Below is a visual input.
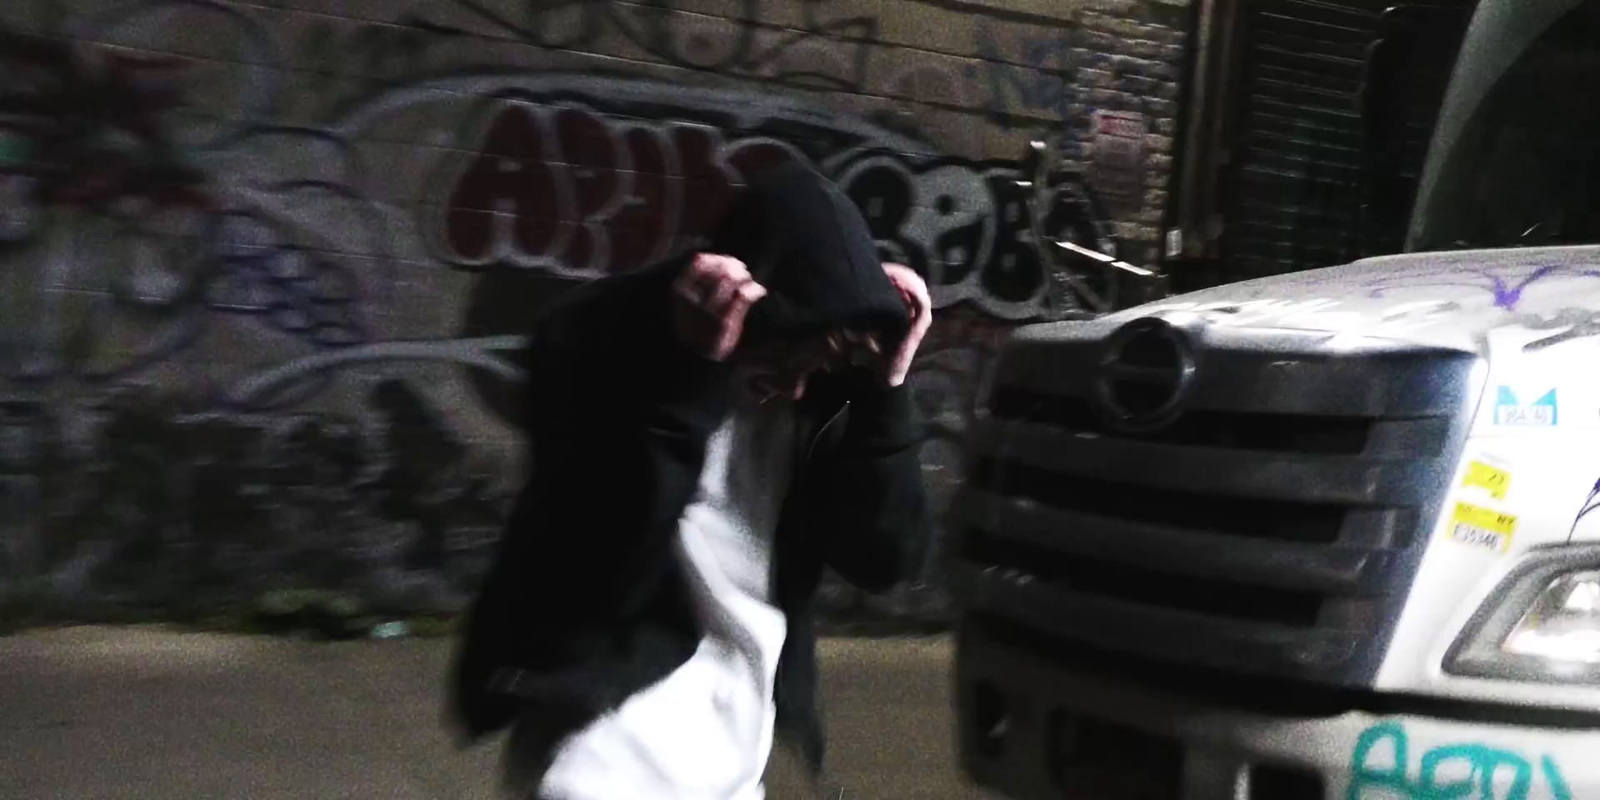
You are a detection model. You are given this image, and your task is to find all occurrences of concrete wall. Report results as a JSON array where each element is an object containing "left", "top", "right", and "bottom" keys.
[{"left": 0, "top": 0, "right": 1191, "bottom": 625}]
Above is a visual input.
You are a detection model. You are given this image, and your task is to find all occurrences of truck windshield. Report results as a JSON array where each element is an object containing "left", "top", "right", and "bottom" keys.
[{"left": 1408, "top": 0, "right": 1600, "bottom": 252}]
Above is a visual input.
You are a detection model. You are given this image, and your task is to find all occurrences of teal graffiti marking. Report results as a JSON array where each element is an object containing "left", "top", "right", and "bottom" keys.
[{"left": 1347, "top": 722, "right": 1573, "bottom": 800}]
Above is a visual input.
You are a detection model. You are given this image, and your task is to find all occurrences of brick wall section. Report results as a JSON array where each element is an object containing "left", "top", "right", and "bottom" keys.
[{"left": 0, "top": 0, "right": 1191, "bottom": 625}]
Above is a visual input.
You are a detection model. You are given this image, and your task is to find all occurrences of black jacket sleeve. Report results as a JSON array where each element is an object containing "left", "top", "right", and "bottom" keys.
[
  {"left": 449, "top": 261, "right": 732, "bottom": 739},
  {"left": 803, "top": 381, "right": 931, "bottom": 593},
  {"left": 503, "top": 262, "right": 734, "bottom": 625}
]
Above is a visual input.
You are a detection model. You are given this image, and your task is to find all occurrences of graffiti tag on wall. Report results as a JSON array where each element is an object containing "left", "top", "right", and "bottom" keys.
[{"left": 415, "top": 84, "right": 1114, "bottom": 321}]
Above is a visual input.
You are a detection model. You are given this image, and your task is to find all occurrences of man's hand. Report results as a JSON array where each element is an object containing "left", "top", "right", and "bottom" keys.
[
  {"left": 882, "top": 263, "right": 932, "bottom": 386},
  {"left": 672, "top": 253, "right": 767, "bottom": 361}
]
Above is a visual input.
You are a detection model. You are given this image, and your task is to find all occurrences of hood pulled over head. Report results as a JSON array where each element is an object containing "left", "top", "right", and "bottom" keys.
[{"left": 704, "top": 161, "right": 910, "bottom": 351}]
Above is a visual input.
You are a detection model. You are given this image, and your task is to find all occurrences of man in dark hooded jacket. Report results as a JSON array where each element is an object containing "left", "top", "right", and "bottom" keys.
[{"left": 448, "top": 161, "right": 933, "bottom": 799}]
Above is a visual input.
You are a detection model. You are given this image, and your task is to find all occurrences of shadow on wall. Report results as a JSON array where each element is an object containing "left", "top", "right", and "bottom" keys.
[
  {"left": 0, "top": 382, "right": 509, "bottom": 621},
  {"left": 0, "top": 309, "right": 1008, "bottom": 627}
]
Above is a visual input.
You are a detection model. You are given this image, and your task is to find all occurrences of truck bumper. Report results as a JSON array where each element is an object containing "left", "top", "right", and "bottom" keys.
[{"left": 956, "top": 629, "right": 1596, "bottom": 800}]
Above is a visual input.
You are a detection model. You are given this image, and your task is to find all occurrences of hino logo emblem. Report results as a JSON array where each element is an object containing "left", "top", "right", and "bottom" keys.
[{"left": 1094, "top": 318, "right": 1196, "bottom": 432}]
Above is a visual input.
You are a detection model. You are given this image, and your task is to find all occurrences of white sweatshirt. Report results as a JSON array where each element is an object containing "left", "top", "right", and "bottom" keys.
[{"left": 531, "top": 394, "right": 799, "bottom": 800}]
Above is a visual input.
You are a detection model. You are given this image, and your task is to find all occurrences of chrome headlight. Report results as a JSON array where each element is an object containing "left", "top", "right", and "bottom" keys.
[
  {"left": 1446, "top": 545, "right": 1600, "bottom": 682},
  {"left": 1502, "top": 571, "right": 1600, "bottom": 664}
]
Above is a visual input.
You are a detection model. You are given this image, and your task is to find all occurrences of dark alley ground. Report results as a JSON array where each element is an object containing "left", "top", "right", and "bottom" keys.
[{"left": 0, "top": 627, "right": 987, "bottom": 800}]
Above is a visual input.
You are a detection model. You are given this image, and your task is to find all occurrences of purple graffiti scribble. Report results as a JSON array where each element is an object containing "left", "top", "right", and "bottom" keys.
[
  {"left": 1567, "top": 478, "right": 1600, "bottom": 539},
  {"left": 1368, "top": 264, "right": 1600, "bottom": 310},
  {"left": 1, "top": 15, "right": 388, "bottom": 384},
  {"left": 1578, "top": 479, "right": 1600, "bottom": 523}
]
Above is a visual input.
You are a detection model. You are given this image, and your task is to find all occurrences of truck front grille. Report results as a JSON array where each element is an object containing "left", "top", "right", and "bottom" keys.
[
  {"left": 988, "top": 388, "right": 1381, "bottom": 454},
  {"left": 953, "top": 321, "right": 1477, "bottom": 686}
]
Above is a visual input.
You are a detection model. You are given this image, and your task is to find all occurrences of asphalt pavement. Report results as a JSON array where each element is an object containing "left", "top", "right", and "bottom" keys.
[{"left": 0, "top": 627, "right": 988, "bottom": 800}]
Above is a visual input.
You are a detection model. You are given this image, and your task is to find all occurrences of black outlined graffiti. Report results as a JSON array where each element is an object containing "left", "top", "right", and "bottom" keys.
[
  {"left": 411, "top": 85, "right": 1115, "bottom": 321},
  {"left": 972, "top": 21, "right": 1078, "bottom": 128},
  {"left": 458, "top": 0, "right": 876, "bottom": 91}
]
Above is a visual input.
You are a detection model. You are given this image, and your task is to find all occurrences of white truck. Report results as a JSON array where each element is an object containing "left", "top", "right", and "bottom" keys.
[{"left": 953, "top": 0, "right": 1600, "bottom": 797}]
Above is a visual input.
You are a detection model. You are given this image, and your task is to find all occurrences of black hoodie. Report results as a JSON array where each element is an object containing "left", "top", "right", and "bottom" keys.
[
  {"left": 449, "top": 161, "right": 930, "bottom": 784},
  {"left": 709, "top": 160, "right": 912, "bottom": 349}
]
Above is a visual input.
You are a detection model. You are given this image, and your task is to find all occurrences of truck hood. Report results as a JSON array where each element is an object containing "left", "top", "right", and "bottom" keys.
[{"left": 1098, "top": 246, "right": 1600, "bottom": 354}]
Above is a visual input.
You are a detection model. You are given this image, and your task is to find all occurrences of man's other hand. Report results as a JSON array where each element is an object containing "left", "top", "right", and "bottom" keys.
[
  {"left": 882, "top": 263, "right": 932, "bottom": 387},
  {"left": 672, "top": 253, "right": 767, "bottom": 362}
]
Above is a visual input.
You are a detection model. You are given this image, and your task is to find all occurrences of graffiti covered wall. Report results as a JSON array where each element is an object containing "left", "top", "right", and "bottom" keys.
[{"left": 0, "top": 0, "right": 1191, "bottom": 623}]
